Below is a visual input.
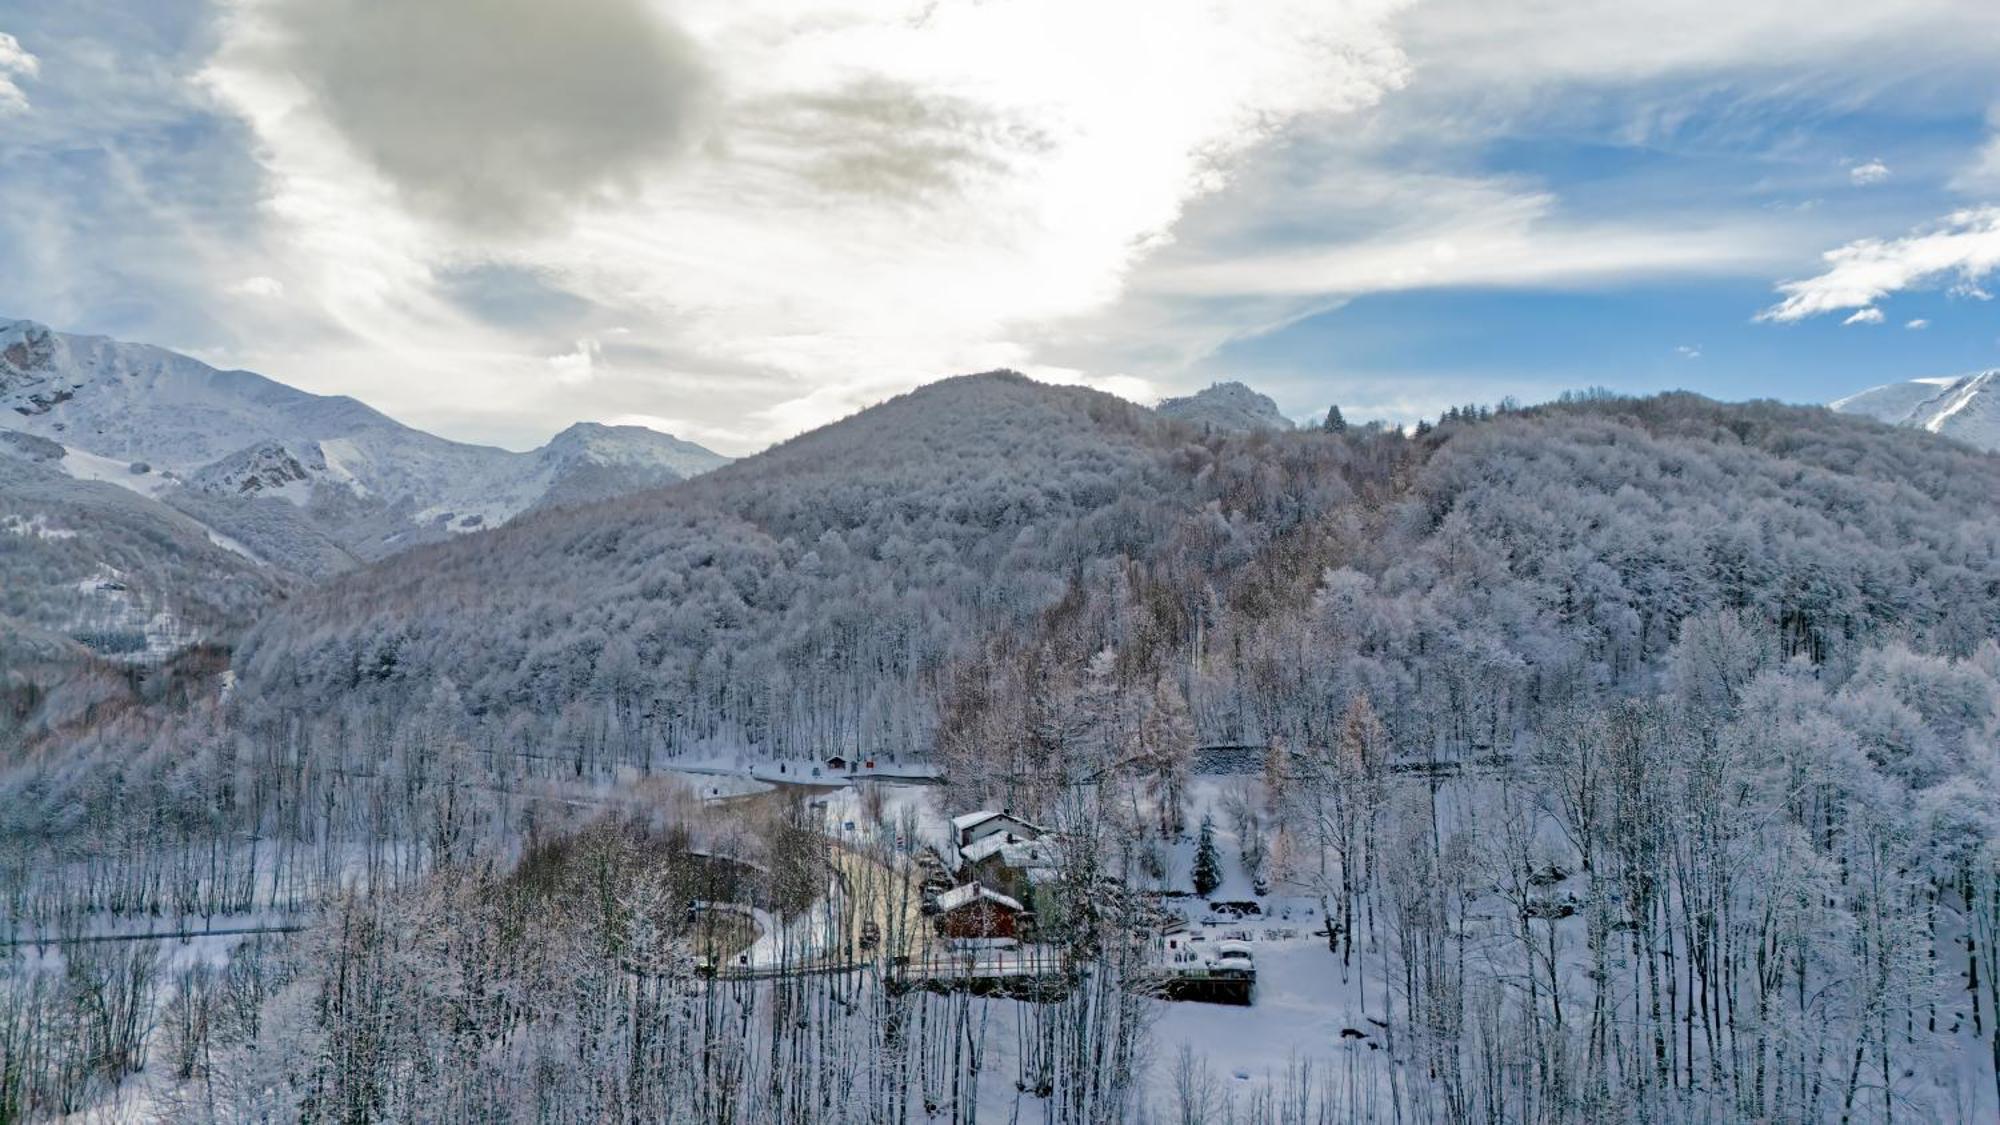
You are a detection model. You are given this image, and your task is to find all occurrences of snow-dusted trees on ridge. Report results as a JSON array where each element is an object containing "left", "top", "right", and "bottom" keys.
[
  {"left": 921, "top": 392, "right": 2000, "bottom": 1119},
  {"left": 222, "top": 382, "right": 2000, "bottom": 787},
  {"left": 9, "top": 383, "right": 2000, "bottom": 1119},
  {"left": 231, "top": 375, "right": 1193, "bottom": 762}
]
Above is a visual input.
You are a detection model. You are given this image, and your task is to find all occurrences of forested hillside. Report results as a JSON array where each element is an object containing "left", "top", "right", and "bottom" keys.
[
  {"left": 233, "top": 373, "right": 1192, "bottom": 758},
  {"left": 0, "top": 451, "right": 288, "bottom": 661},
  {"left": 237, "top": 383, "right": 2000, "bottom": 775},
  {"left": 943, "top": 392, "right": 2000, "bottom": 798},
  {"left": 8, "top": 377, "right": 2000, "bottom": 1122},
  {"left": 932, "top": 393, "right": 2000, "bottom": 1120}
]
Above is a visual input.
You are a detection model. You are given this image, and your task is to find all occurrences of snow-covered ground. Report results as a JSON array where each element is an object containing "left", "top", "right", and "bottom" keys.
[
  {"left": 0, "top": 511, "right": 79, "bottom": 539},
  {"left": 661, "top": 750, "right": 943, "bottom": 790},
  {"left": 1831, "top": 369, "right": 2000, "bottom": 450},
  {"left": 663, "top": 768, "right": 774, "bottom": 801}
]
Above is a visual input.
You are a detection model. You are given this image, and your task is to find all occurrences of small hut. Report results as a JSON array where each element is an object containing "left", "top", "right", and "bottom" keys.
[{"left": 932, "top": 883, "right": 1023, "bottom": 942}]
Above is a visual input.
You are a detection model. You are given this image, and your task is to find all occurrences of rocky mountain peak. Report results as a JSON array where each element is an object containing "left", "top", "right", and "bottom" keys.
[{"left": 1155, "top": 381, "right": 1295, "bottom": 432}]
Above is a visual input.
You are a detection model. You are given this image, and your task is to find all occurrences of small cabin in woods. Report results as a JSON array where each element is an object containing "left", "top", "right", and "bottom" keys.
[{"left": 933, "top": 883, "right": 1024, "bottom": 941}]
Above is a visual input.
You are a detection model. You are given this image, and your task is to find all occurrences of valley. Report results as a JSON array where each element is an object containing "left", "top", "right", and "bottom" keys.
[{"left": 6, "top": 346, "right": 2000, "bottom": 1121}]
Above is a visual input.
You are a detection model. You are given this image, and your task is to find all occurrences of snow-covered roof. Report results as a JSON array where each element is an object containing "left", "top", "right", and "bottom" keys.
[
  {"left": 950, "top": 809, "right": 1047, "bottom": 833},
  {"left": 935, "top": 883, "right": 1024, "bottom": 913},
  {"left": 960, "top": 833, "right": 1056, "bottom": 868},
  {"left": 999, "top": 840, "right": 1055, "bottom": 867},
  {"left": 958, "top": 835, "right": 1013, "bottom": 864}
]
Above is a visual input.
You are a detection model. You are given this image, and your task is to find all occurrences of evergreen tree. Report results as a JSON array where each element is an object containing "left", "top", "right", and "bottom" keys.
[
  {"left": 1192, "top": 814, "right": 1222, "bottom": 898},
  {"left": 1321, "top": 404, "right": 1347, "bottom": 434}
]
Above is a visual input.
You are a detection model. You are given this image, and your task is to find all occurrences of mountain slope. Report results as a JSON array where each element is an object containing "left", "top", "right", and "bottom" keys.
[
  {"left": 0, "top": 451, "right": 288, "bottom": 662},
  {"left": 530, "top": 422, "right": 730, "bottom": 510},
  {"left": 0, "top": 319, "right": 730, "bottom": 568},
  {"left": 236, "top": 372, "right": 1185, "bottom": 751},
  {"left": 1830, "top": 371, "right": 2000, "bottom": 450},
  {"left": 235, "top": 378, "right": 2000, "bottom": 773},
  {"left": 19, "top": 378, "right": 2000, "bottom": 1122},
  {"left": 1155, "top": 381, "right": 1295, "bottom": 432}
]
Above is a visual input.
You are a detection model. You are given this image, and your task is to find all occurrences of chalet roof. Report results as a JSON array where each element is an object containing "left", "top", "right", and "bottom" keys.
[
  {"left": 950, "top": 809, "right": 1047, "bottom": 835},
  {"left": 935, "top": 883, "right": 1024, "bottom": 914},
  {"left": 998, "top": 840, "right": 1056, "bottom": 868},
  {"left": 958, "top": 834, "right": 1013, "bottom": 864},
  {"left": 960, "top": 833, "right": 1057, "bottom": 868}
]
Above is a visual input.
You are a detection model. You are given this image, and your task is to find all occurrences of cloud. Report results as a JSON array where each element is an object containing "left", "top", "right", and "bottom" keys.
[
  {"left": 1758, "top": 207, "right": 2000, "bottom": 322},
  {"left": 739, "top": 77, "right": 1035, "bottom": 202},
  {"left": 1848, "top": 158, "right": 1890, "bottom": 185},
  {"left": 548, "top": 338, "right": 603, "bottom": 386},
  {"left": 1950, "top": 106, "right": 2000, "bottom": 194},
  {"left": 256, "top": 0, "right": 711, "bottom": 235},
  {"left": 1676, "top": 344, "right": 1701, "bottom": 359},
  {"left": 0, "top": 31, "right": 38, "bottom": 113},
  {"left": 1842, "top": 307, "right": 1884, "bottom": 325},
  {"left": 1962, "top": 142, "right": 2000, "bottom": 192},
  {"left": 606, "top": 411, "right": 757, "bottom": 451},
  {"left": 1397, "top": 0, "right": 2000, "bottom": 98},
  {"left": 1905, "top": 317, "right": 1929, "bottom": 329},
  {"left": 200, "top": 0, "right": 1416, "bottom": 446},
  {"left": 229, "top": 275, "right": 285, "bottom": 299},
  {"left": 26, "top": 0, "right": 2000, "bottom": 454},
  {"left": 1141, "top": 189, "right": 1790, "bottom": 298},
  {"left": 1023, "top": 365, "right": 1160, "bottom": 408}
]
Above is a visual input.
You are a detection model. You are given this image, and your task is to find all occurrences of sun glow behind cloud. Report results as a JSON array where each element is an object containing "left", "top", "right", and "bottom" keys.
[
  {"left": 198, "top": 0, "right": 1413, "bottom": 448},
  {"left": 9, "top": 0, "right": 2000, "bottom": 450}
]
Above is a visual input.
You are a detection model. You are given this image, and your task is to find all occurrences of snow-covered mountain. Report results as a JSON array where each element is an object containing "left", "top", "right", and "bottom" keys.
[
  {"left": 0, "top": 319, "right": 729, "bottom": 569},
  {"left": 531, "top": 421, "right": 730, "bottom": 509},
  {"left": 1830, "top": 371, "right": 2000, "bottom": 451},
  {"left": 1154, "top": 381, "right": 1295, "bottom": 432}
]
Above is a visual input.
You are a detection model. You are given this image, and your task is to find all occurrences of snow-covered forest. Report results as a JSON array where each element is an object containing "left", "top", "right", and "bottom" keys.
[{"left": 6, "top": 377, "right": 2000, "bottom": 1121}]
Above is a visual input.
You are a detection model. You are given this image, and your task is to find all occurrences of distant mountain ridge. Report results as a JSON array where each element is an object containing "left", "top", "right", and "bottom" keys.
[
  {"left": 1830, "top": 371, "right": 2000, "bottom": 451},
  {"left": 0, "top": 319, "right": 730, "bottom": 572},
  {"left": 1154, "top": 381, "right": 1295, "bottom": 432}
]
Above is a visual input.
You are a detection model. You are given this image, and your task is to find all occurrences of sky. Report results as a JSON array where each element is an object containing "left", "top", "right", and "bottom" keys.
[{"left": 2, "top": 1, "right": 2000, "bottom": 455}]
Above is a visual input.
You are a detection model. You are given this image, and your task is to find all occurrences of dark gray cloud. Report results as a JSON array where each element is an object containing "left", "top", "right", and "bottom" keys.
[{"left": 276, "top": 0, "right": 709, "bottom": 234}]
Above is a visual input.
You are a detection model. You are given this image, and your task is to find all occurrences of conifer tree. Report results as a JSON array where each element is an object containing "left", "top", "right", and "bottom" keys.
[{"left": 1192, "top": 814, "right": 1222, "bottom": 898}]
